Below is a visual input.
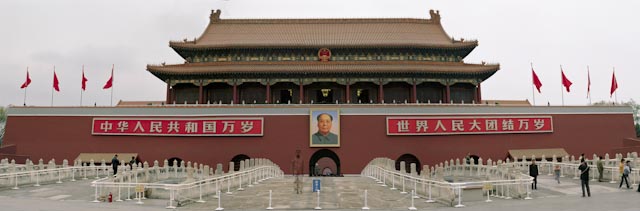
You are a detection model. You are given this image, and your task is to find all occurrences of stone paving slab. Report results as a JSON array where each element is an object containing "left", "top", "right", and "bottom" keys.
[{"left": 0, "top": 174, "right": 639, "bottom": 211}]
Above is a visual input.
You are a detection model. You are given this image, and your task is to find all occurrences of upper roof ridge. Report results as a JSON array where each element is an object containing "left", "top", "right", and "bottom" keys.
[{"left": 208, "top": 9, "right": 442, "bottom": 24}]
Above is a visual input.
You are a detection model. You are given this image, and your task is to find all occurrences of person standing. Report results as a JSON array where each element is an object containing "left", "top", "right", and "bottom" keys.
[
  {"left": 620, "top": 160, "right": 631, "bottom": 189},
  {"left": 111, "top": 154, "right": 120, "bottom": 176},
  {"left": 578, "top": 159, "right": 591, "bottom": 197},
  {"left": 619, "top": 159, "right": 629, "bottom": 188},
  {"left": 596, "top": 156, "right": 604, "bottom": 182},
  {"left": 619, "top": 158, "right": 625, "bottom": 183},
  {"left": 291, "top": 150, "right": 304, "bottom": 194},
  {"left": 129, "top": 156, "right": 136, "bottom": 170},
  {"left": 529, "top": 160, "right": 539, "bottom": 189},
  {"left": 554, "top": 164, "right": 561, "bottom": 184},
  {"left": 465, "top": 153, "right": 471, "bottom": 165}
]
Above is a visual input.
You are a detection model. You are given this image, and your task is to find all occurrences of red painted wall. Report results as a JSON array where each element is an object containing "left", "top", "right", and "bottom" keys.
[{"left": 3, "top": 113, "right": 635, "bottom": 174}]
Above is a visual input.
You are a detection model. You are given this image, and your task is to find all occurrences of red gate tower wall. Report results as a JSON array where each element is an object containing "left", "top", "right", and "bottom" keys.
[{"left": 3, "top": 106, "right": 634, "bottom": 174}]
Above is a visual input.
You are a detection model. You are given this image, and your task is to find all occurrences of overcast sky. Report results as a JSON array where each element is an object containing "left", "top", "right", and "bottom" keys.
[{"left": 1, "top": 0, "right": 638, "bottom": 107}]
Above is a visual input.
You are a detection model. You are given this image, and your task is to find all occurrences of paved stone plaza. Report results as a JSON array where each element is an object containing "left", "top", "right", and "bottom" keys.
[{"left": 0, "top": 173, "right": 638, "bottom": 211}]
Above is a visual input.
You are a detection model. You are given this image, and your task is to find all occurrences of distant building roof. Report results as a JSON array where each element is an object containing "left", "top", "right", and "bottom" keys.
[
  {"left": 481, "top": 100, "right": 531, "bottom": 106},
  {"left": 116, "top": 101, "right": 165, "bottom": 107},
  {"left": 169, "top": 9, "right": 477, "bottom": 50}
]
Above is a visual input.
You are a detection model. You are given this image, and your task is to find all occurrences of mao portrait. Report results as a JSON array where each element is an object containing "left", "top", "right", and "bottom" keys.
[{"left": 310, "top": 109, "right": 340, "bottom": 147}]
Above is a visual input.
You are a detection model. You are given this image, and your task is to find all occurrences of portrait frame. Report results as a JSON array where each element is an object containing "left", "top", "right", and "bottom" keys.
[{"left": 309, "top": 109, "right": 340, "bottom": 147}]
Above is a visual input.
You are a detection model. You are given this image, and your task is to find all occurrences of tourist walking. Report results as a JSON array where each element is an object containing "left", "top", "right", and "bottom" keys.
[
  {"left": 111, "top": 154, "right": 120, "bottom": 176},
  {"left": 529, "top": 160, "right": 539, "bottom": 189},
  {"left": 596, "top": 156, "right": 604, "bottom": 182},
  {"left": 619, "top": 160, "right": 630, "bottom": 189},
  {"left": 129, "top": 156, "right": 136, "bottom": 170},
  {"left": 578, "top": 159, "right": 590, "bottom": 197},
  {"left": 554, "top": 164, "right": 561, "bottom": 184}
]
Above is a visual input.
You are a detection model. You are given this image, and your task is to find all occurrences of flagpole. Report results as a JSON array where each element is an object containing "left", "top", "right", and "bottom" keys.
[
  {"left": 613, "top": 67, "right": 618, "bottom": 104},
  {"left": 110, "top": 64, "right": 114, "bottom": 106},
  {"left": 530, "top": 62, "right": 535, "bottom": 106},
  {"left": 24, "top": 67, "right": 28, "bottom": 106},
  {"left": 587, "top": 66, "right": 591, "bottom": 105},
  {"left": 560, "top": 65, "right": 564, "bottom": 106},
  {"left": 24, "top": 85, "right": 27, "bottom": 106},
  {"left": 80, "top": 65, "right": 84, "bottom": 106},
  {"left": 51, "top": 66, "right": 55, "bottom": 107}
]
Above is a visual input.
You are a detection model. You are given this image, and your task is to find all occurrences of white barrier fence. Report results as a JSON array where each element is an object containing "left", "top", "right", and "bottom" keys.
[
  {"left": 0, "top": 157, "right": 284, "bottom": 209},
  {"left": 90, "top": 158, "right": 284, "bottom": 208},
  {"left": 361, "top": 158, "right": 533, "bottom": 208}
]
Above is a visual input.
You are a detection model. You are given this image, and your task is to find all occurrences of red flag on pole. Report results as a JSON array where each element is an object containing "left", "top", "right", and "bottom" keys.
[
  {"left": 53, "top": 71, "right": 60, "bottom": 92},
  {"left": 610, "top": 71, "right": 618, "bottom": 97},
  {"left": 103, "top": 66, "right": 113, "bottom": 89},
  {"left": 561, "top": 69, "right": 572, "bottom": 92},
  {"left": 82, "top": 67, "right": 88, "bottom": 91},
  {"left": 587, "top": 69, "right": 591, "bottom": 98},
  {"left": 20, "top": 70, "right": 32, "bottom": 89},
  {"left": 532, "top": 69, "right": 542, "bottom": 93}
]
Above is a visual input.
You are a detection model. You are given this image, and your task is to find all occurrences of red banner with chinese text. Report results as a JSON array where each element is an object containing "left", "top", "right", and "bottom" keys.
[
  {"left": 387, "top": 116, "right": 553, "bottom": 135},
  {"left": 92, "top": 118, "right": 263, "bottom": 136}
]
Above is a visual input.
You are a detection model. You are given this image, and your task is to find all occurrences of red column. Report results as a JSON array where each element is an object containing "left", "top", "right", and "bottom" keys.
[
  {"left": 266, "top": 82, "right": 271, "bottom": 104},
  {"left": 232, "top": 82, "right": 238, "bottom": 104},
  {"left": 378, "top": 80, "right": 384, "bottom": 103},
  {"left": 299, "top": 82, "right": 304, "bottom": 104},
  {"left": 476, "top": 82, "right": 482, "bottom": 104},
  {"left": 445, "top": 84, "right": 451, "bottom": 103},
  {"left": 198, "top": 82, "right": 203, "bottom": 104},
  {"left": 345, "top": 81, "right": 351, "bottom": 104},
  {"left": 166, "top": 80, "right": 171, "bottom": 104},
  {"left": 171, "top": 87, "right": 176, "bottom": 104},
  {"left": 412, "top": 81, "right": 417, "bottom": 103}
]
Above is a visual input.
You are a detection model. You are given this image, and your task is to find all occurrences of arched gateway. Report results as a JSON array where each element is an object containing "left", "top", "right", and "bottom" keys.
[
  {"left": 231, "top": 154, "right": 251, "bottom": 171},
  {"left": 395, "top": 154, "right": 421, "bottom": 175},
  {"left": 309, "top": 149, "right": 341, "bottom": 176}
]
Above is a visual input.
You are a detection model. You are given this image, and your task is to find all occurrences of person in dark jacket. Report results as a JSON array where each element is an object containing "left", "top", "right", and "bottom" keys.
[
  {"left": 111, "top": 154, "right": 120, "bottom": 176},
  {"left": 129, "top": 156, "right": 136, "bottom": 170},
  {"left": 529, "top": 160, "right": 539, "bottom": 190},
  {"left": 578, "top": 159, "right": 591, "bottom": 197}
]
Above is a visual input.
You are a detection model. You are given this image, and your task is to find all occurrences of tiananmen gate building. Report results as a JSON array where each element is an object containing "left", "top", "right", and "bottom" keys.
[{"left": 2, "top": 9, "right": 636, "bottom": 175}]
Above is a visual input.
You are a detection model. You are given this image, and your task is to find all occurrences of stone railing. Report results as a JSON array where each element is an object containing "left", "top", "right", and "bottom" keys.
[
  {"left": 361, "top": 158, "right": 533, "bottom": 208},
  {"left": 508, "top": 152, "right": 639, "bottom": 186},
  {"left": 90, "top": 158, "right": 284, "bottom": 208},
  {"left": 0, "top": 157, "right": 284, "bottom": 209}
]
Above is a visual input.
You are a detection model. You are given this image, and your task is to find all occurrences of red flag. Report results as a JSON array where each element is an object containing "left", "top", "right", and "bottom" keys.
[
  {"left": 610, "top": 71, "right": 618, "bottom": 97},
  {"left": 561, "top": 69, "right": 572, "bottom": 92},
  {"left": 82, "top": 66, "right": 88, "bottom": 91},
  {"left": 103, "top": 66, "right": 113, "bottom": 89},
  {"left": 20, "top": 69, "right": 31, "bottom": 89},
  {"left": 53, "top": 70, "right": 60, "bottom": 92},
  {"left": 532, "top": 69, "right": 542, "bottom": 93},
  {"left": 587, "top": 69, "right": 591, "bottom": 98}
]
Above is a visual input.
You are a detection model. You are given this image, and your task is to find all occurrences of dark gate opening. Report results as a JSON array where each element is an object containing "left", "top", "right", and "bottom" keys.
[
  {"left": 309, "top": 149, "right": 341, "bottom": 176},
  {"left": 231, "top": 154, "right": 251, "bottom": 172},
  {"left": 470, "top": 155, "right": 480, "bottom": 165},
  {"left": 395, "top": 154, "right": 421, "bottom": 175},
  {"left": 168, "top": 157, "right": 183, "bottom": 167}
]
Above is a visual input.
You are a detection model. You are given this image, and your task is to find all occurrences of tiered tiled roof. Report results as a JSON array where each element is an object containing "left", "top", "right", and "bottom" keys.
[
  {"left": 148, "top": 10, "right": 499, "bottom": 82},
  {"left": 169, "top": 10, "right": 476, "bottom": 50}
]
